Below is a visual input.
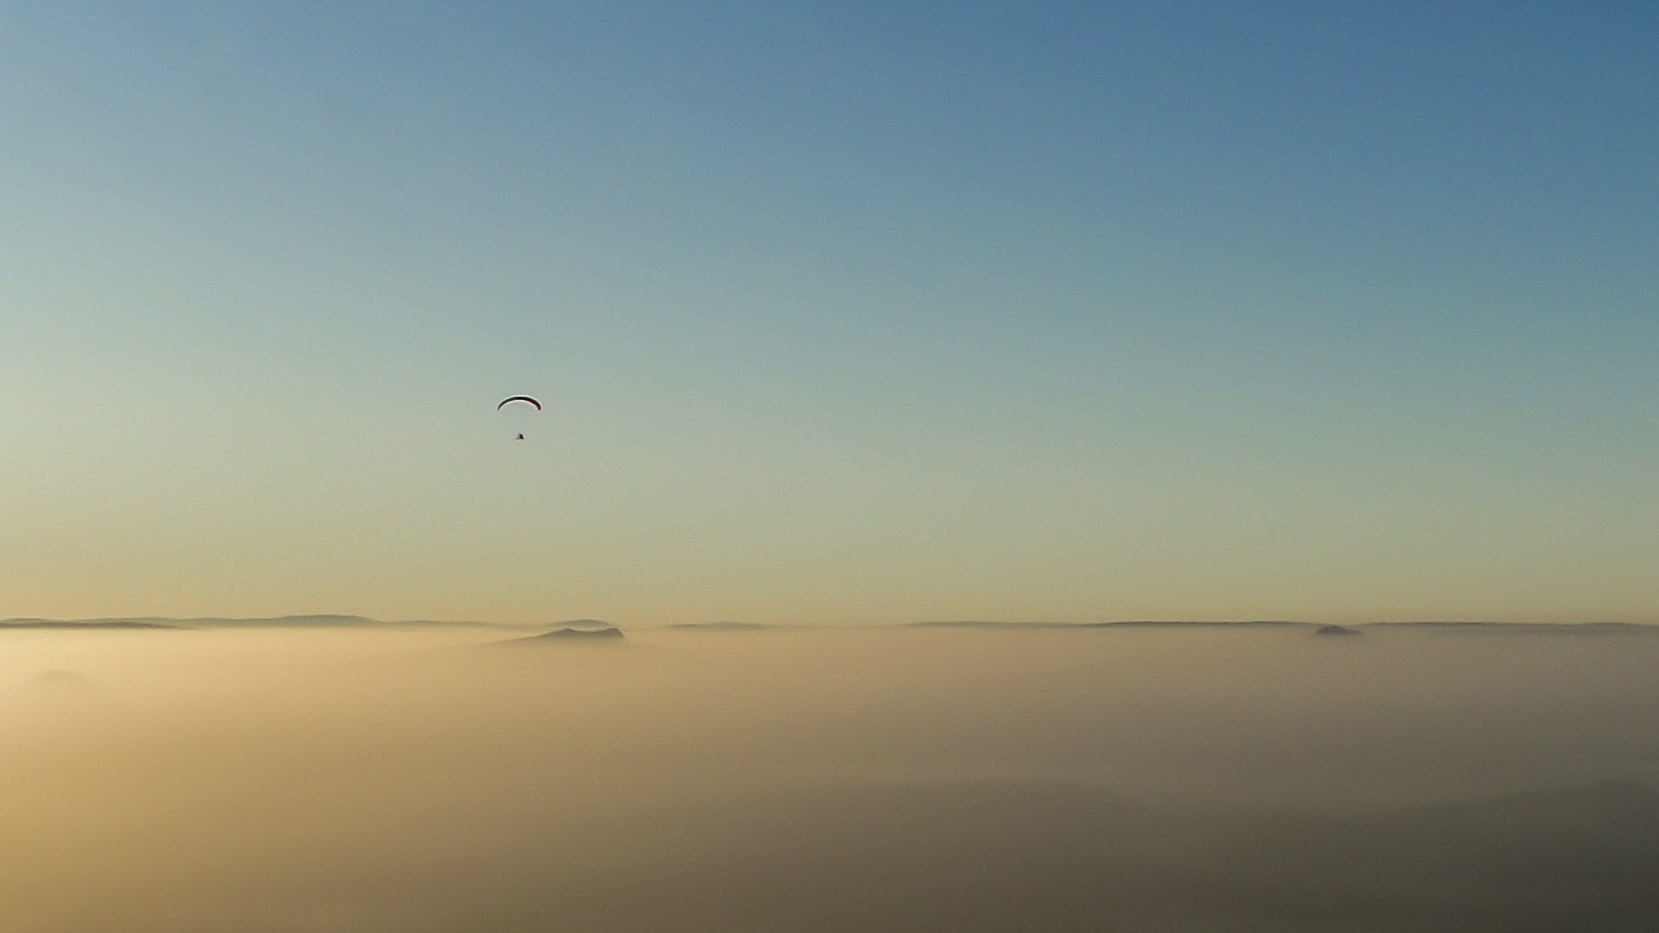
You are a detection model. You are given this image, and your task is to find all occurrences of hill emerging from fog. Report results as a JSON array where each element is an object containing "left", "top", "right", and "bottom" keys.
[{"left": 507, "top": 622, "right": 625, "bottom": 644}]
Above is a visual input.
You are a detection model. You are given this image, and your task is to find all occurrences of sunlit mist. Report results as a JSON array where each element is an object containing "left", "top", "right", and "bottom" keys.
[{"left": 5, "top": 624, "right": 1658, "bottom": 931}]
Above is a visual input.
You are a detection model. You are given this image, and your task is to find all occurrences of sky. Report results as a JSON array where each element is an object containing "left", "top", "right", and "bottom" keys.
[{"left": 2, "top": 1, "right": 1656, "bottom": 625}]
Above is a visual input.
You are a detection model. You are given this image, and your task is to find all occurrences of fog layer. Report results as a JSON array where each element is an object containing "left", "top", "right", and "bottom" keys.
[{"left": 4, "top": 625, "right": 1658, "bottom": 931}]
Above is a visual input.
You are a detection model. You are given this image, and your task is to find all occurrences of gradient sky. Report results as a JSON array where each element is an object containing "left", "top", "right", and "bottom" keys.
[{"left": 2, "top": 2, "right": 1656, "bottom": 625}]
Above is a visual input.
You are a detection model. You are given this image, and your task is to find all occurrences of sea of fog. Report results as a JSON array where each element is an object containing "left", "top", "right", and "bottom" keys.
[{"left": 3, "top": 624, "right": 1658, "bottom": 932}]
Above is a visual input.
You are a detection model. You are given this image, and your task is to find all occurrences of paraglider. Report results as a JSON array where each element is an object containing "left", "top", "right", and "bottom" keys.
[{"left": 499, "top": 396, "right": 541, "bottom": 440}]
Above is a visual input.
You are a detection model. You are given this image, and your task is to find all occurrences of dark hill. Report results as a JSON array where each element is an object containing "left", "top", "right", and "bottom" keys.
[
  {"left": 510, "top": 623, "right": 625, "bottom": 644},
  {"left": 1, "top": 619, "right": 178, "bottom": 630}
]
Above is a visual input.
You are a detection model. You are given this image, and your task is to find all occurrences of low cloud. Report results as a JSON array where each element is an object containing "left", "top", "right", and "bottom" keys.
[{"left": 3, "top": 625, "right": 1658, "bottom": 931}]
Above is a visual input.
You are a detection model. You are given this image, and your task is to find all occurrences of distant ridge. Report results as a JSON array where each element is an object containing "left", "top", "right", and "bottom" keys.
[
  {"left": 909, "top": 620, "right": 1659, "bottom": 632},
  {"left": 1362, "top": 621, "right": 1659, "bottom": 634},
  {"left": 0, "top": 619, "right": 179, "bottom": 630},
  {"left": 0, "top": 615, "right": 491, "bottom": 630},
  {"left": 10, "top": 617, "right": 1653, "bottom": 633},
  {"left": 1093, "top": 620, "right": 1312, "bottom": 629},
  {"left": 911, "top": 620, "right": 1316, "bottom": 629},
  {"left": 910, "top": 621, "right": 1083, "bottom": 629}
]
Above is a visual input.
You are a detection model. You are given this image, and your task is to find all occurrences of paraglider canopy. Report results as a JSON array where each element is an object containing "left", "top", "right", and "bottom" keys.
[{"left": 499, "top": 396, "right": 541, "bottom": 441}]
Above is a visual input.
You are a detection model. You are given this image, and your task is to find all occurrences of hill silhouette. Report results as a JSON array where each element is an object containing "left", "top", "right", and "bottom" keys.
[
  {"left": 508, "top": 622, "right": 625, "bottom": 644},
  {"left": 0, "top": 615, "right": 490, "bottom": 630}
]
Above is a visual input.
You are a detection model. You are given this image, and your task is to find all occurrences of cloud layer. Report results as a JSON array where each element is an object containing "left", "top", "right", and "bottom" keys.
[{"left": 3, "top": 624, "right": 1658, "bottom": 931}]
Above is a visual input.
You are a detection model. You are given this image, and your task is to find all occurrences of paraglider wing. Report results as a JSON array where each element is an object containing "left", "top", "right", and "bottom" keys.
[{"left": 498, "top": 395, "right": 543, "bottom": 441}]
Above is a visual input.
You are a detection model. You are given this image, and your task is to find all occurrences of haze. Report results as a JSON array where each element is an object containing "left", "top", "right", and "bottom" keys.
[{"left": 3, "top": 623, "right": 1658, "bottom": 931}]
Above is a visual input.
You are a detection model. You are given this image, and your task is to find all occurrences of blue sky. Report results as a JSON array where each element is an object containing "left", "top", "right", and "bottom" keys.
[{"left": 2, "top": 2, "right": 1656, "bottom": 623}]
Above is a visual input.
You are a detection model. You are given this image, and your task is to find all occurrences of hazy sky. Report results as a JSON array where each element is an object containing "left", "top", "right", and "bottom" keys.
[{"left": 2, "top": 2, "right": 1655, "bottom": 624}]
